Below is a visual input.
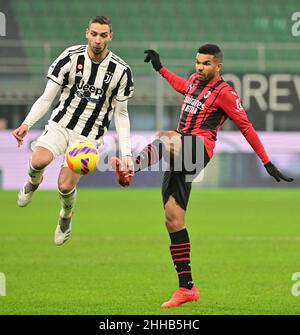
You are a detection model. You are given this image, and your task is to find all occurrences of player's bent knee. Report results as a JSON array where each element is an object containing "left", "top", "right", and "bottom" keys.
[
  {"left": 165, "top": 217, "right": 184, "bottom": 232},
  {"left": 58, "top": 168, "right": 81, "bottom": 194},
  {"left": 31, "top": 158, "right": 50, "bottom": 170},
  {"left": 58, "top": 182, "right": 76, "bottom": 194},
  {"left": 31, "top": 147, "right": 53, "bottom": 170},
  {"left": 164, "top": 196, "right": 185, "bottom": 231},
  {"left": 165, "top": 212, "right": 184, "bottom": 231},
  {"left": 156, "top": 130, "right": 177, "bottom": 139},
  {"left": 156, "top": 130, "right": 166, "bottom": 138}
]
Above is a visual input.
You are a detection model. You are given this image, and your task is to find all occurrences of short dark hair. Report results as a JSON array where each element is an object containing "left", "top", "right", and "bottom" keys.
[
  {"left": 88, "top": 16, "right": 112, "bottom": 32},
  {"left": 198, "top": 44, "right": 222, "bottom": 62}
]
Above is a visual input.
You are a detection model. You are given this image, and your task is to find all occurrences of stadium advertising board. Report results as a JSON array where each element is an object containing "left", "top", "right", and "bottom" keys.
[
  {"left": 0, "top": 131, "right": 299, "bottom": 189},
  {"left": 223, "top": 73, "right": 300, "bottom": 113}
]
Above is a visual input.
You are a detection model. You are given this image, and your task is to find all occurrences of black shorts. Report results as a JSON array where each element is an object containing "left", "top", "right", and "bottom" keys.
[{"left": 162, "top": 134, "right": 210, "bottom": 211}]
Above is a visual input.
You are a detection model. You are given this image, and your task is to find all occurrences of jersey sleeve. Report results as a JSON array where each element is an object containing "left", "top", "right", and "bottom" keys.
[
  {"left": 159, "top": 67, "right": 189, "bottom": 94},
  {"left": 116, "top": 66, "right": 134, "bottom": 101},
  {"left": 47, "top": 48, "right": 71, "bottom": 86},
  {"left": 23, "top": 79, "right": 61, "bottom": 128},
  {"left": 114, "top": 100, "right": 132, "bottom": 156},
  {"left": 219, "top": 88, "right": 270, "bottom": 164}
]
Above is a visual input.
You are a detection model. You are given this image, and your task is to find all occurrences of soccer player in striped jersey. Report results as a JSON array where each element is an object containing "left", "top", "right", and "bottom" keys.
[
  {"left": 112, "top": 44, "right": 293, "bottom": 307},
  {"left": 12, "top": 16, "right": 134, "bottom": 245}
]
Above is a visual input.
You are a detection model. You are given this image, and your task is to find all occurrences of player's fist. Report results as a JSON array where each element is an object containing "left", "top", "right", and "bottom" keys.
[
  {"left": 144, "top": 49, "right": 163, "bottom": 71},
  {"left": 12, "top": 124, "right": 29, "bottom": 147}
]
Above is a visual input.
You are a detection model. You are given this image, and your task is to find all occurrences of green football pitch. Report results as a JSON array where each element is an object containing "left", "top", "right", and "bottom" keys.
[{"left": 0, "top": 188, "right": 299, "bottom": 315}]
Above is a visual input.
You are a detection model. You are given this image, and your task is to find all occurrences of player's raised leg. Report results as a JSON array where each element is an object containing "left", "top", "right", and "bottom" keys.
[
  {"left": 54, "top": 167, "right": 81, "bottom": 246},
  {"left": 111, "top": 130, "right": 180, "bottom": 186},
  {"left": 134, "top": 131, "right": 181, "bottom": 172},
  {"left": 18, "top": 146, "right": 53, "bottom": 207},
  {"left": 160, "top": 194, "right": 199, "bottom": 308}
]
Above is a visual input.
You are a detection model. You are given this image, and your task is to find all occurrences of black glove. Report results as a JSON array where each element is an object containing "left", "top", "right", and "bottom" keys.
[
  {"left": 144, "top": 49, "right": 163, "bottom": 71},
  {"left": 264, "top": 161, "right": 294, "bottom": 182}
]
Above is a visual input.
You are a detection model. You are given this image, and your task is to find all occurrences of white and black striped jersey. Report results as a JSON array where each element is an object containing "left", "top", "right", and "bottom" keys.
[{"left": 47, "top": 45, "right": 134, "bottom": 140}]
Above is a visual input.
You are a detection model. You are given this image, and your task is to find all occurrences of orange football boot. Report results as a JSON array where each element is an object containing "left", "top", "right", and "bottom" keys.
[{"left": 161, "top": 286, "right": 200, "bottom": 308}]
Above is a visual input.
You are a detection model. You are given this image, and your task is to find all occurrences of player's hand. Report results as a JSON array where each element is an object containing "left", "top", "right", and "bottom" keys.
[
  {"left": 121, "top": 155, "right": 134, "bottom": 178},
  {"left": 12, "top": 124, "right": 29, "bottom": 147},
  {"left": 144, "top": 49, "right": 163, "bottom": 71},
  {"left": 264, "top": 161, "right": 294, "bottom": 182}
]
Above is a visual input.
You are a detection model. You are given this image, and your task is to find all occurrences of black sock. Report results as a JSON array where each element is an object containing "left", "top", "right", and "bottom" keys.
[
  {"left": 134, "top": 138, "right": 164, "bottom": 173},
  {"left": 169, "top": 228, "right": 193, "bottom": 289}
]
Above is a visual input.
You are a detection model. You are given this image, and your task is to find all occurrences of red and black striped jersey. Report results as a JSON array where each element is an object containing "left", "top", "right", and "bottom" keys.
[{"left": 159, "top": 67, "right": 270, "bottom": 164}]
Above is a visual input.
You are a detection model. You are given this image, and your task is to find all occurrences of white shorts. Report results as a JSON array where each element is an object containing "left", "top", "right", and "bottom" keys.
[{"left": 32, "top": 121, "right": 103, "bottom": 167}]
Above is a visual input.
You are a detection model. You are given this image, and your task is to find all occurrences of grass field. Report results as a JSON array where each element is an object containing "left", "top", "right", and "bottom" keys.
[{"left": 0, "top": 188, "right": 300, "bottom": 315}]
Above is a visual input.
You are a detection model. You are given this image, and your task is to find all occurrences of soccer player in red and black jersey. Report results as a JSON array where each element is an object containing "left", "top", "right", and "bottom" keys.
[{"left": 112, "top": 44, "right": 293, "bottom": 308}]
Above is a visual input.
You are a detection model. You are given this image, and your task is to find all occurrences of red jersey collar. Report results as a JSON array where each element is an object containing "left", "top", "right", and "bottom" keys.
[{"left": 193, "top": 74, "right": 222, "bottom": 86}]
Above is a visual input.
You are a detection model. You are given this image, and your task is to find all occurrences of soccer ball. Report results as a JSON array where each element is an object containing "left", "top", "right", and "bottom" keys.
[{"left": 66, "top": 141, "right": 99, "bottom": 175}]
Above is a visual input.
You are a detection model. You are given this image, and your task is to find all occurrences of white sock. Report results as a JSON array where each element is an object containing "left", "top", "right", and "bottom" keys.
[
  {"left": 28, "top": 160, "right": 44, "bottom": 185},
  {"left": 59, "top": 188, "right": 77, "bottom": 218}
]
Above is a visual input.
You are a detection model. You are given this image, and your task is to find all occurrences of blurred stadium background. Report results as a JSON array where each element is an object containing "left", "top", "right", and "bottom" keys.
[
  {"left": 1, "top": 0, "right": 300, "bottom": 316},
  {"left": 0, "top": 0, "right": 299, "bottom": 188}
]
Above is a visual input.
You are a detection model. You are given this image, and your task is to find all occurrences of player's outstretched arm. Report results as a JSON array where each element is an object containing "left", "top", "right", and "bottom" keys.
[
  {"left": 264, "top": 161, "right": 293, "bottom": 182},
  {"left": 144, "top": 49, "right": 187, "bottom": 94},
  {"left": 219, "top": 88, "right": 294, "bottom": 183},
  {"left": 12, "top": 79, "right": 60, "bottom": 147},
  {"left": 114, "top": 99, "right": 134, "bottom": 178}
]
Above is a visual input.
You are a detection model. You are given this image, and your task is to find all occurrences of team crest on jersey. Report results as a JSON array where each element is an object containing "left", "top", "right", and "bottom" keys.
[
  {"left": 204, "top": 90, "right": 211, "bottom": 99},
  {"left": 104, "top": 71, "right": 114, "bottom": 84}
]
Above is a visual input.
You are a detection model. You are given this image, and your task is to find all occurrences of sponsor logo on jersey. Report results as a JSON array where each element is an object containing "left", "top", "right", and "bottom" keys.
[
  {"left": 183, "top": 95, "right": 206, "bottom": 113},
  {"left": 77, "top": 80, "right": 103, "bottom": 96},
  {"left": 75, "top": 80, "right": 104, "bottom": 104}
]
